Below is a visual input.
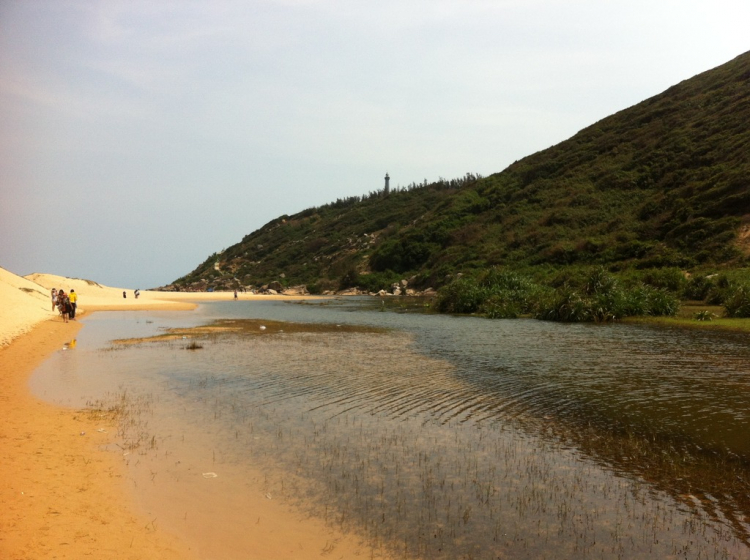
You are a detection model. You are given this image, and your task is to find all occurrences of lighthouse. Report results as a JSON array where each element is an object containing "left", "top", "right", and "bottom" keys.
[{"left": 384, "top": 172, "right": 390, "bottom": 195}]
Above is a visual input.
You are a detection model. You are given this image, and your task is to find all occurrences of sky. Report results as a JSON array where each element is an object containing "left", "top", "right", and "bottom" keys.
[{"left": 1, "top": 1, "right": 748, "bottom": 289}]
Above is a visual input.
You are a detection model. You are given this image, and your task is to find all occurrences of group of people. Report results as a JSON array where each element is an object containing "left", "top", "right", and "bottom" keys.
[{"left": 51, "top": 288, "right": 77, "bottom": 323}]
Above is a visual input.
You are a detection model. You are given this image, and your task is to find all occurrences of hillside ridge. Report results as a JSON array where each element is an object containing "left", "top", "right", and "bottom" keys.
[{"left": 166, "top": 51, "right": 750, "bottom": 294}]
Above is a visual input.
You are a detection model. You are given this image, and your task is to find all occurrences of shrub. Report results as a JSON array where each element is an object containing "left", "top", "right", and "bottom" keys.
[
  {"left": 339, "top": 268, "right": 360, "bottom": 290},
  {"left": 589, "top": 289, "right": 624, "bottom": 322},
  {"left": 534, "top": 281, "right": 678, "bottom": 323},
  {"left": 438, "top": 266, "right": 680, "bottom": 321},
  {"left": 307, "top": 282, "right": 322, "bottom": 295},
  {"left": 478, "top": 269, "right": 543, "bottom": 313},
  {"left": 643, "top": 286, "right": 681, "bottom": 316},
  {"left": 435, "top": 278, "right": 488, "bottom": 314},
  {"left": 723, "top": 284, "right": 750, "bottom": 317},
  {"left": 436, "top": 269, "right": 545, "bottom": 316},
  {"left": 370, "top": 237, "right": 439, "bottom": 273},
  {"left": 619, "top": 286, "right": 650, "bottom": 317},
  {"left": 706, "top": 274, "right": 732, "bottom": 304},
  {"left": 682, "top": 275, "right": 715, "bottom": 300},
  {"left": 307, "top": 279, "right": 336, "bottom": 294},
  {"left": 638, "top": 267, "right": 687, "bottom": 292},
  {"left": 357, "top": 271, "right": 401, "bottom": 293},
  {"left": 584, "top": 267, "right": 618, "bottom": 295},
  {"left": 535, "top": 289, "right": 591, "bottom": 322},
  {"left": 694, "top": 310, "right": 715, "bottom": 321},
  {"left": 480, "top": 296, "right": 521, "bottom": 319}
]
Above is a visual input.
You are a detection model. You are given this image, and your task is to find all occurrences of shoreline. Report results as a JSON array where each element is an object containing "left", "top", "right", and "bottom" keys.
[
  {"left": 622, "top": 303, "right": 750, "bottom": 333},
  {"left": 0, "top": 268, "right": 386, "bottom": 559},
  {"left": 1, "top": 308, "right": 384, "bottom": 560},
  {"left": 1, "top": 267, "right": 328, "bottom": 349},
  {"left": 2, "top": 269, "right": 748, "bottom": 558},
  {"left": 0, "top": 314, "right": 198, "bottom": 559}
]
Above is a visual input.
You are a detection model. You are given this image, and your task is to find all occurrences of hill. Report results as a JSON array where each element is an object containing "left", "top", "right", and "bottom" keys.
[{"left": 166, "top": 51, "right": 750, "bottom": 295}]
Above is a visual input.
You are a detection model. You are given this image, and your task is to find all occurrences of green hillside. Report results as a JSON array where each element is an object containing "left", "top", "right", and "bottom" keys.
[
  {"left": 167, "top": 51, "right": 750, "bottom": 301},
  {"left": 166, "top": 174, "right": 479, "bottom": 293}
]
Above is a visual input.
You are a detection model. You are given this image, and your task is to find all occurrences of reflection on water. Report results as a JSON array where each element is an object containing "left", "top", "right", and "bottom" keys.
[{"left": 31, "top": 301, "right": 750, "bottom": 559}]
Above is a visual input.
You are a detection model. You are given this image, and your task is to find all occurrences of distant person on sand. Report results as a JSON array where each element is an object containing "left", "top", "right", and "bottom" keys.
[
  {"left": 123, "top": 291, "right": 126, "bottom": 298},
  {"left": 234, "top": 289, "right": 238, "bottom": 300},
  {"left": 69, "top": 289, "right": 77, "bottom": 319},
  {"left": 134, "top": 289, "right": 140, "bottom": 299},
  {"left": 51, "top": 288, "right": 57, "bottom": 311}
]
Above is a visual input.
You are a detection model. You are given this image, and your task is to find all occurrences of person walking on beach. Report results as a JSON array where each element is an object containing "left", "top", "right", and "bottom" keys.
[
  {"left": 56, "top": 289, "right": 64, "bottom": 315},
  {"left": 57, "top": 290, "right": 71, "bottom": 322},
  {"left": 69, "top": 289, "right": 77, "bottom": 319},
  {"left": 234, "top": 289, "right": 238, "bottom": 300},
  {"left": 51, "top": 288, "right": 57, "bottom": 311}
]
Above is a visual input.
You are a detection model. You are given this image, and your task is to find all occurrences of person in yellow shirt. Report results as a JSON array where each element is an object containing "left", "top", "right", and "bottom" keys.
[{"left": 69, "top": 289, "right": 78, "bottom": 319}]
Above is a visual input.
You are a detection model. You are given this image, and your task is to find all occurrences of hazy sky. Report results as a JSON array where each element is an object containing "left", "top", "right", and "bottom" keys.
[{"left": 1, "top": 1, "right": 748, "bottom": 288}]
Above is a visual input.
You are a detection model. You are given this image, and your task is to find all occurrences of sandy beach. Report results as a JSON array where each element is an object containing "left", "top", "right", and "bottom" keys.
[{"left": 0, "top": 268, "right": 379, "bottom": 559}]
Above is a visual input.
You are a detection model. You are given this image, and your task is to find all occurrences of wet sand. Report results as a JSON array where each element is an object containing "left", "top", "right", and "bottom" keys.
[
  {"left": 0, "top": 317, "right": 197, "bottom": 559},
  {"left": 1, "top": 269, "right": 389, "bottom": 559}
]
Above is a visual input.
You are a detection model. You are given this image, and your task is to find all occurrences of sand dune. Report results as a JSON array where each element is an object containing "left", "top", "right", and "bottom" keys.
[
  {"left": 0, "top": 270, "right": 193, "bottom": 347},
  {"left": 0, "top": 267, "right": 57, "bottom": 347},
  {"left": 24, "top": 272, "right": 199, "bottom": 313},
  {"left": 3, "top": 270, "right": 312, "bottom": 347}
]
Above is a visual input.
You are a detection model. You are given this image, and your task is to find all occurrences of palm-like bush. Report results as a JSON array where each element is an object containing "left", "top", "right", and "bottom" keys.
[
  {"left": 435, "top": 278, "right": 488, "bottom": 314},
  {"left": 438, "top": 266, "right": 680, "bottom": 321},
  {"left": 723, "top": 284, "right": 750, "bottom": 317}
]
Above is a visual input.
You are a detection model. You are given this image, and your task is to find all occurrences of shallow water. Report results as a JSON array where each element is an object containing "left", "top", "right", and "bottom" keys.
[{"left": 32, "top": 299, "right": 750, "bottom": 559}]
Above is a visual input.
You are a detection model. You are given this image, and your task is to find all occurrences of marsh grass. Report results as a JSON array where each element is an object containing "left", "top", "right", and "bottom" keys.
[
  {"left": 110, "top": 318, "right": 388, "bottom": 346},
  {"left": 192, "top": 388, "right": 746, "bottom": 559},
  {"left": 86, "top": 390, "right": 155, "bottom": 452},
  {"left": 79, "top": 312, "right": 750, "bottom": 560},
  {"left": 121, "top": 328, "right": 749, "bottom": 560},
  {"left": 627, "top": 305, "right": 750, "bottom": 333}
]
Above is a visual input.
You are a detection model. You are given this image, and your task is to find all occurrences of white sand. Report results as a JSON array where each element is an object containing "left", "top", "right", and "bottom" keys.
[
  {"left": 24, "top": 272, "right": 199, "bottom": 310},
  {"left": 0, "top": 267, "right": 57, "bottom": 347},
  {"left": 1, "top": 269, "right": 322, "bottom": 347}
]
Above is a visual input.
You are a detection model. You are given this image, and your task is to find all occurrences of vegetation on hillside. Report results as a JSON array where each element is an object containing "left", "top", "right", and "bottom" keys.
[
  {"left": 168, "top": 173, "right": 484, "bottom": 294},
  {"left": 167, "top": 51, "right": 750, "bottom": 320}
]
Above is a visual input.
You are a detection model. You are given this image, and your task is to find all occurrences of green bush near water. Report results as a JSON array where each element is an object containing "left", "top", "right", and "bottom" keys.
[
  {"left": 435, "top": 269, "right": 545, "bottom": 317},
  {"left": 357, "top": 271, "right": 403, "bottom": 293},
  {"left": 682, "top": 275, "right": 716, "bottom": 301},
  {"left": 535, "top": 269, "right": 680, "bottom": 322},
  {"left": 437, "top": 267, "right": 680, "bottom": 322},
  {"left": 723, "top": 284, "right": 750, "bottom": 318},
  {"left": 434, "top": 277, "right": 490, "bottom": 314}
]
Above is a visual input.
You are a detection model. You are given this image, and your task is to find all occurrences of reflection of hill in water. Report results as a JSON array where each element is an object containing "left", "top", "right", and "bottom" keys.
[
  {"left": 152, "top": 308, "right": 750, "bottom": 557},
  {"left": 423, "top": 320, "right": 750, "bottom": 545},
  {"left": 543, "top": 414, "right": 750, "bottom": 546},
  {"left": 42, "top": 301, "right": 748, "bottom": 558}
]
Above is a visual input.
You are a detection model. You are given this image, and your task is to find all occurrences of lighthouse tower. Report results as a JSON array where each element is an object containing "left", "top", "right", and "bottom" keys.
[{"left": 384, "top": 172, "right": 390, "bottom": 196}]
